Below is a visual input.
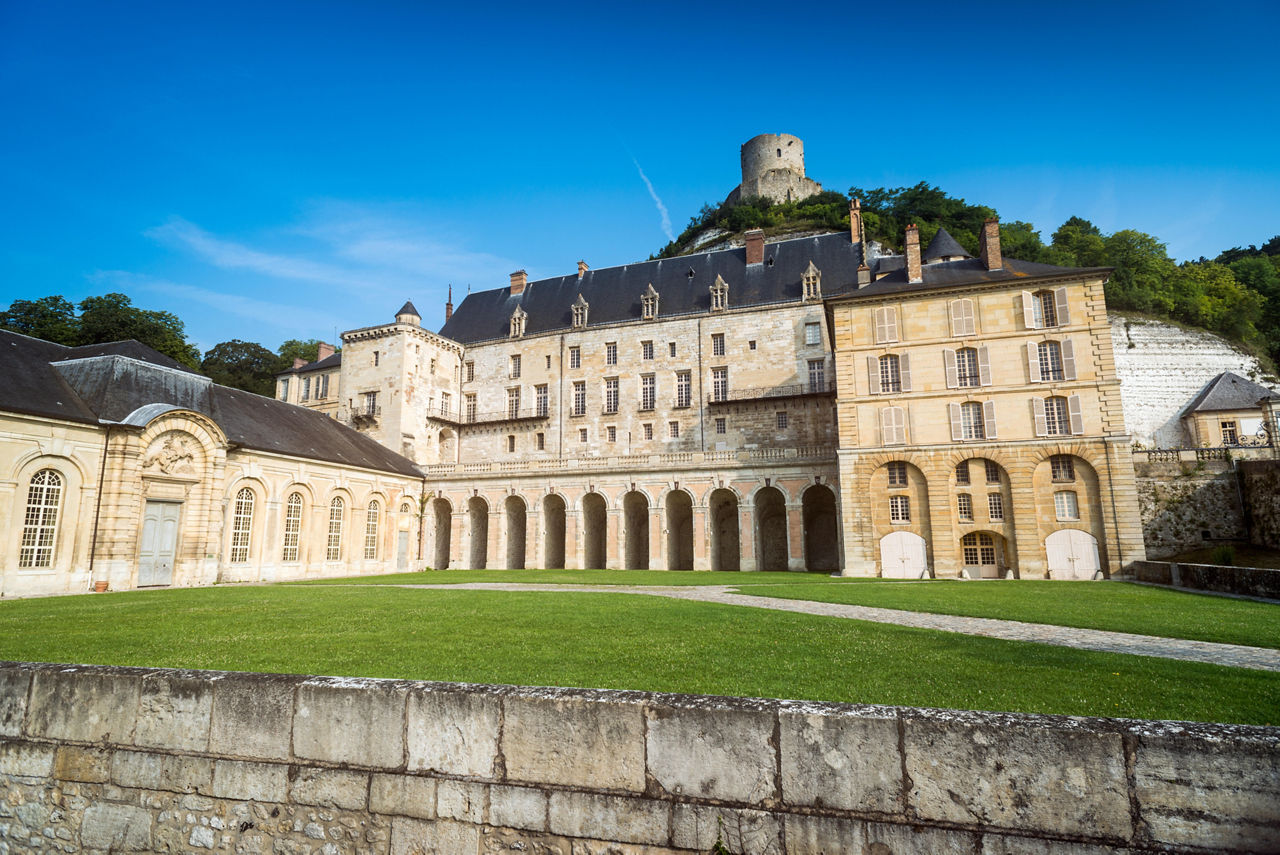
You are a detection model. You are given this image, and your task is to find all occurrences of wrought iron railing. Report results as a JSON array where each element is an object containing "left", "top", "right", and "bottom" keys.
[{"left": 708, "top": 379, "right": 835, "bottom": 405}]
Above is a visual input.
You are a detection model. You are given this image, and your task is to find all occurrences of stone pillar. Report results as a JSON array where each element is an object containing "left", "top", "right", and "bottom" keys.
[
  {"left": 692, "top": 503, "right": 711, "bottom": 571},
  {"left": 787, "top": 502, "right": 805, "bottom": 572},
  {"left": 1008, "top": 464, "right": 1047, "bottom": 578},
  {"left": 738, "top": 502, "right": 757, "bottom": 572},
  {"left": 649, "top": 505, "right": 664, "bottom": 571},
  {"left": 565, "top": 507, "right": 581, "bottom": 570},
  {"left": 838, "top": 451, "right": 877, "bottom": 576},
  {"left": 451, "top": 511, "right": 466, "bottom": 570},
  {"left": 923, "top": 461, "right": 960, "bottom": 578},
  {"left": 607, "top": 507, "right": 622, "bottom": 570}
]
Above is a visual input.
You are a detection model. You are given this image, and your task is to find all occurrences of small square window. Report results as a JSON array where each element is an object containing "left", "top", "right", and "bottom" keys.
[
  {"left": 607, "top": 426, "right": 617, "bottom": 443},
  {"left": 715, "top": 417, "right": 726, "bottom": 435},
  {"left": 712, "top": 333, "right": 725, "bottom": 356},
  {"left": 988, "top": 493, "right": 1004, "bottom": 521},
  {"left": 643, "top": 423, "right": 653, "bottom": 440},
  {"left": 545, "top": 354, "right": 551, "bottom": 370},
  {"left": 536, "top": 432, "right": 545, "bottom": 450},
  {"left": 579, "top": 428, "right": 588, "bottom": 443},
  {"left": 749, "top": 340, "right": 757, "bottom": 350},
  {"left": 466, "top": 361, "right": 475, "bottom": 382},
  {"left": 985, "top": 460, "right": 1001, "bottom": 484},
  {"left": 1050, "top": 455, "right": 1075, "bottom": 482},
  {"left": 957, "top": 493, "right": 973, "bottom": 521},
  {"left": 606, "top": 342, "right": 617, "bottom": 365},
  {"left": 510, "top": 354, "right": 521, "bottom": 379},
  {"left": 642, "top": 341, "right": 654, "bottom": 360},
  {"left": 890, "top": 495, "right": 910, "bottom": 523},
  {"left": 507, "top": 435, "right": 515, "bottom": 453},
  {"left": 669, "top": 342, "right": 676, "bottom": 357},
  {"left": 669, "top": 421, "right": 679, "bottom": 438},
  {"left": 955, "top": 462, "right": 970, "bottom": 485},
  {"left": 805, "top": 322, "right": 821, "bottom": 345},
  {"left": 776, "top": 411, "right": 788, "bottom": 429},
  {"left": 569, "top": 346, "right": 581, "bottom": 369},
  {"left": 1054, "top": 490, "right": 1079, "bottom": 521},
  {"left": 887, "top": 461, "right": 908, "bottom": 487}
]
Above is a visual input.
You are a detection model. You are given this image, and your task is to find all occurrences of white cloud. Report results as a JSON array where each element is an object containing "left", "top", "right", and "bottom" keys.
[{"left": 632, "top": 159, "right": 675, "bottom": 242}]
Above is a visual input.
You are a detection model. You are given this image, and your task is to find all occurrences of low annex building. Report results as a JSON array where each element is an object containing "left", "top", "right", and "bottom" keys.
[{"left": 0, "top": 330, "right": 422, "bottom": 597}]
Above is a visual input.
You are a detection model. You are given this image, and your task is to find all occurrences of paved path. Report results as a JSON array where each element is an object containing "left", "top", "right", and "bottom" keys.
[{"left": 376, "top": 582, "right": 1280, "bottom": 673}]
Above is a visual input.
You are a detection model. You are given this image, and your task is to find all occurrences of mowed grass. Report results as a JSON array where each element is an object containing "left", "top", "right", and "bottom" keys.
[{"left": 0, "top": 584, "right": 1276, "bottom": 725}]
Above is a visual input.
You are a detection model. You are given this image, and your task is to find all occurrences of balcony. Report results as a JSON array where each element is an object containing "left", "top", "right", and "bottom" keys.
[
  {"left": 708, "top": 379, "right": 835, "bottom": 405},
  {"left": 428, "top": 405, "right": 550, "bottom": 426},
  {"left": 339, "top": 404, "right": 381, "bottom": 429}
]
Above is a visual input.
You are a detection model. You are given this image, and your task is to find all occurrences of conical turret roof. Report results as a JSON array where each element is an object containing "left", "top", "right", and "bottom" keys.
[
  {"left": 922, "top": 228, "right": 973, "bottom": 262},
  {"left": 396, "top": 300, "right": 420, "bottom": 318}
]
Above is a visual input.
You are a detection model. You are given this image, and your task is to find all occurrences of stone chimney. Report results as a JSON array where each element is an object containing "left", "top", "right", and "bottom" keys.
[
  {"left": 745, "top": 229, "right": 765, "bottom": 265},
  {"left": 905, "top": 225, "right": 923, "bottom": 284},
  {"left": 316, "top": 342, "right": 335, "bottom": 361},
  {"left": 445, "top": 284, "right": 453, "bottom": 322},
  {"left": 577, "top": 260, "right": 589, "bottom": 278},
  {"left": 849, "top": 198, "right": 863, "bottom": 244},
  {"left": 292, "top": 357, "right": 307, "bottom": 369},
  {"left": 510, "top": 270, "right": 527, "bottom": 296},
  {"left": 980, "top": 217, "right": 1002, "bottom": 270}
]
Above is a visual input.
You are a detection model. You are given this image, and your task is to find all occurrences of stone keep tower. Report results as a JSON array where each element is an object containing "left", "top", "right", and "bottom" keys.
[{"left": 726, "top": 133, "right": 823, "bottom": 205}]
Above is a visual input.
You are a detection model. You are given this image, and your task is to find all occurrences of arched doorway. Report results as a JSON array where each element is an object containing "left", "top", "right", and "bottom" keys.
[
  {"left": 802, "top": 485, "right": 839, "bottom": 572},
  {"left": 880, "top": 531, "right": 928, "bottom": 578},
  {"left": 582, "top": 493, "right": 607, "bottom": 569},
  {"left": 961, "top": 531, "right": 1008, "bottom": 579},
  {"left": 505, "top": 495, "right": 526, "bottom": 569},
  {"left": 1046, "top": 529, "right": 1101, "bottom": 579},
  {"left": 709, "top": 489, "right": 740, "bottom": 571},
  {"left": 624, "top": 491, "right": 649, "bottom": 570},
  {"left": 543, "top": 494, "right": 566, "bottom": 569},
  {"left": 665, "top": 490, "right": 694, "bottom": 570},
  {"left": 754, "top": 487, "right": 788, "bottom": 571},
  {"left": 467, "top": 497, "right": 488, "bottom": 570},
  {"left": 431, "top": 498, "right": 451, "bottom": 570}
]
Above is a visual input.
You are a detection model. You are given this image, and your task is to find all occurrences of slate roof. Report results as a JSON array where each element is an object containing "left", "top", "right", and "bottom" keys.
[
  {"left": 437, "top": 231, "right": 1106, "bottom": 344},
  {"left": 397, "top": 300, "right": 420, "bottom": 318},
  {"left": 922, "top": 228, "right": 972, "bottom": 261},
  {"left": 0, "top": 329, "right": 420, "bottom": 477},
  {"left": 283, "top": 352, "right": 343, "bottom": 374},
  {"left": 1184, "top": 371, "right": 1276, "bottom": 413}
]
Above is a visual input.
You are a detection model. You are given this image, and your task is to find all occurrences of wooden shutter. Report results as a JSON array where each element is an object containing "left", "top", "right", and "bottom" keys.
[
  {"left": 1062, "top": 338, "right": 1076, "bottom": 381},
  {"left": 978, "top": 346, "right": 992, "bottom": 386},
  {"left": 886, "top": 307, "right": 898, "bottom": 342},
  {"left": 1055, "top": 288, "right": 1071, "bottom": 325},
  {"left": 1068, "top": 394, "right": 1084, "bottom": 434},
  {"left": 867, "top": 356, "right": 881, "bottom": 394},
  {"left": 983, "top": 400, "right": 998, "bottom": 439},
  {"left": 1021, "top": 291, "right": 1037, "bottom": 329},
  {"left": 899, "top": 353, "right": 912, "bottom": 392},
  {"left": 943, "top": 349, "right": 958, "bottom": 388},
  {"left": 949, "top": 402, "right": 963, "bottom": 441},
  {"left": 951, "top": 299, "right": 975, "bottom": 336},
  {"left": 882, "top": 406, "right": 904, "bottom": 445},
  {"left": 1026, "top": 343, "right": 1042, "bottom": 382},
  {"left": 1032, "top": 398, "right": 1048, "bottom": 436},
  {"left": 874, "top": 308, "right": 888, "bottom": 343}
]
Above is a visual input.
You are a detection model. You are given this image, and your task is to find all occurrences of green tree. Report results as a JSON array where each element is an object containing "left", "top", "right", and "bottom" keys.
[
  {"left": 277, "top": 338, "right": 327, "bottom": 367},
  {"left": 1101, "top": 230, "right": 1175, "bottom": 313},
  {"left": 0, "top": 295, "right": 79, "bottom": 344},
  {"left": 76, "top": 293, "right": 201, "bottom": 369},
  {"left": 1051, "top": 217, "right": 1107, "bottom": 267},
  {"left": 201, "top": 340, "right": 281, "bottom": 396}
]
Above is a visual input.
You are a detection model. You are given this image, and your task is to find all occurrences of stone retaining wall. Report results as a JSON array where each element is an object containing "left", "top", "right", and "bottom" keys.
[
  {"left": 1128, "top": 560, "right": 1280, "bottom": 600},
  {"left": 1, "top": 662, "right": 1277, "bottom": 854},
  {"left": 1240, "top": 460, "right": 1280, "bottom": 550}
]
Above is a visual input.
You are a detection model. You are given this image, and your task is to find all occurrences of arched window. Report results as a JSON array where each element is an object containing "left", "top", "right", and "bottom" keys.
[
  {"left": 1038, "top": 341, "right": 1064, "bottom": 381},
  {"left": 365, "top": 500, "right": 380, "bottom": 560},
  {"left": 400, "top": 501, "right": 412, "bottom": 514},
  {"left": 326, "top": 497, "right": 345, "bottom": 561},
  {"left": 282, "top": 492, "right": 303, "bottom": 562},
  {"left": 230, "top": 487, "right": 254, "bottom": 563},
  {"left": 19, "top": 469, "right": 62, "bottom": 568},
  {"left": 962, "top": 532, "right": 996, "bottom": 565}
]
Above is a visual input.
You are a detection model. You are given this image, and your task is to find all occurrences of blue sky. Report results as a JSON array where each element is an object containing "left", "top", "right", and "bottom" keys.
[{"left": 2, "top": 0, "right": 1277, "bottom": 352}]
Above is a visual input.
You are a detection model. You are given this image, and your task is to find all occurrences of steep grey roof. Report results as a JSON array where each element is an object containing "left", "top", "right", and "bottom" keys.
[
  {"left": 1184, "top": 372, "right": 1276, "bottom": 413},
  {"left": 853, "top": 257, "right": 1110, "bottom": 298},
  {"left": 0, "top": 330, "right": 420, "bottom": 478},
  {"left": 923, "top": 228, "right": 973, "bottom": 262},
  {"left": 397, "top": 300, "right": 420, "bottom": 318},
  {"left": 282, "top": 352, "right": 342, "bottom": 375}
]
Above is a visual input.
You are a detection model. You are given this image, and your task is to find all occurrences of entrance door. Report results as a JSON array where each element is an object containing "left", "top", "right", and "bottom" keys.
[
  {"left": 880, "top": 531, "right": 928, "bottom": 578},
  {"left": 1046, "top": 529, "right": 1101, "bottom": 579},
  {"left": 138, "top": 501, "right": 180, "bottom": 586},
  {"left": 397, "top": 530, "right": 410, "bottom": 570}
]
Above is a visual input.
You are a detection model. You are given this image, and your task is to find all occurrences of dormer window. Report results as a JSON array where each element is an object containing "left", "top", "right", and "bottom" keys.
[
  {"left": 710, "top": 274, "right": 729, "bottom": 313},
  {"left": 509, "top": 305, "right": 527, "bottom": 339},
  {"left": 641, "top": 283, "right": 659, "bottom": 320},
  {"left": 572, "top": 293, "right": 589, "bottom": 329},
  {"left": 802, "top": 261, "right": 822, "bottom": 302}
]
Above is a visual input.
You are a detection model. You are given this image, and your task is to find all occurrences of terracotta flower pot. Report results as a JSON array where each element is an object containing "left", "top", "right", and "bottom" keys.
[{"left": 93, "top": 581, "right": 108, "bottom": 593}]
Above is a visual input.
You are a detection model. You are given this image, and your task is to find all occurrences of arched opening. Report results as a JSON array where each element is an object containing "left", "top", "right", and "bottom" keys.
[
  {"left": 543, "top": 494, "right": 566, "bottom": 569},
  {"left": 582, "top": 493, "right": 607, "bottom": 569},
  {"left": 623, "top": 491, "right": 649, "bottom": 570},
  {"left": 431, "top": 498, "right": 451, "bottom": 570},
  {"left": 438, "top": 428, "right": 456, "bottom": 463},
  {"left": 961, "top": 531, "right": 1009, "bottom": 579},
  {"left": 802, "top": 485, "right": 839, "bottom": 572},
  {"left": 754, "top": 486, "right": 788, "bottom": 571},
  {"left": 709, "top": 489, "right": 740, "bottom": 572},
  {"left": 665, "top": 490, "right": 694, "bottom": 570},
  {"left": 1034, "top": 453, "right": 1106, "bottom": 578},
  {"left": 504, "top": 495, "right": 527, "bottom": 569},
  {"left": 880, "top": 531, "right": 928, "bottom": 578},
  {"left": 1046, "top": 529, "right": 1101, "bottom": 579},
  {"left": 467, "top": 496, "right": 488, "bottom": 570}
]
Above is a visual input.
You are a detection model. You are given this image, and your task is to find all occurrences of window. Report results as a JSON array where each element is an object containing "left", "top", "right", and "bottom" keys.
[
  {"left": 957, "top": 348, "right": 979, "bottom": 387},
  {"left": 711, "top": 368, "right": 728, "bottom": 403},
  {"left": 282, "top": 492, "right": 303, "bottom": 562},
  {"left": 318, "top": 374, "right": 329, "bottom": 399},
  {"left": 278, "top": 378, "right": 289, "bottom": 401},
  {"left": 545, "top": 354, "right": 551, "bottom": 370},
  {"left": 429, "top": 358, "right": 437, "bottom": 375},
  {"left": 879, "top": 354, "right": 901, "bottom": 393},
  {"left": 950, "top": 401, "right": 997, "bottom": 441},
  {"left": 1037, "top": 341, "right": 1064, "bottom": 381},
  {"left": 510, "top": 355, "right": 521, "bottom": 379},
  {"left": 536, "top": 432, "right": 546, "bottom": 450},
  {"left": 945, "top": 346, "right": 988, "bottom": 389},
  {"left": 400, "top": 502, "right": 411, "bottom": 514},
  {"left": 507, "top": 387, "right": 521, "bottom": 419},
  {"left": 881, "top": 406, "right": 906, "bottom": 445},
  {"left": 710, "top": 274, "right": 728, "bottom": 311},
  {"left": 1034, "top": 290, "right": 1058, "bottom": 328},
  {"left": 362, "top": 391, "right": 378, "bottom": 416},
  {"left": 440, "top": 392, "right": 451, "bottom": 417},
  {"left": 874, "top": 306, "right": 898, "bottom": 343},
  {"left": 961, "top": 402, "right": 985, "bottom": 440},
  {"left": 573, "top": 381, "right": 586, "bottom": 416},
  {"left": 675, "top": 371, "right": 691, "bottom": 408},
  {"left": 579, "top": 428, "right": 588, "bottom": 443},
  {"left": 364, "top": 500, "right": 380, "bottom": 560},
  {"left": 955, "top": 462, "right": 970, "bottom": 485},
  {"left": 507, "top": 434, "right": 516, "bottom": 453},
  {"left": 802, "top": 261, "right": 822, "bottom": 301},
  {"left": 642, "top": 340, "right": 654, "bottom": 360},
  {"left": 569, "top": 347, "right": 581, "bottom": 369},
  {"left": 957, "top": 493, "right": 973, "bottom": 521},
  {"left": 776, "top": 411, "right": 788, "bottom": 430},
  {"left": 607, "top": 426, "right": 617, "bottom": 443},
  {"left": 1024, "top": 288, "right": 1070, "bottom": 329},
  {"left": 230, "top": 487, "right": 254, "bottom": 563},
  {"left": 1054, "top": 491, "right": 1080, "bottom": 521},
  {"left": 1043, "top": 396, "right": 1071, "bottom": 435},
  {"left": 1222, "top": 421, "right": 1239, "bottom": 444},
  {"left": 950, "top": 299, "right": 976, "bottom": 337},
  {"left": 509, "top": 307, "right": 526, "bottom": 338},
  {"left": 962, "top": 532, "right": 996, "bottom": 566},
  {"left": 887, "top": 461, "right": 908, "bottom": 487},
  {"left": 373, "top": 350, "right": 380, "bottom": 367},
  {"left": 465, "top": 394, "right": 477, "bottom": 423},
  {"left": 19, "top": 469, "right": 62, "bottom": 568},
  {"left": 643, "top": 423, "right": 653, "bottom": 440},
  {"left": 805, "top": 322, "right": 821, "bottom": 345},
  {"left": 669, "top": 421, "right": 680, "bottom": 438},
  {"left": 715, "top": 417, "right": 726, "bottom": 435},
  {"left": 535, "top": 384, "right": 548, "bottom": 417},
  {"left": 604, "top": 378, "right": 619, "bottom": 414},
  {"left": 301, "top": 377, "right": 311, "bottom": 402},
  {"left": 748, "top": 340, "right": 756, "bottom": 350},
  {"left": 466, "top": 361, "right": 475, "bottom": 382},
  {"left": 640, "top": 374, "right": 656, "bottom": 410},
  {"left": 809, "top": 359, "right": 826, "bottom": 393},
  {"left": 711, "top": 333, "right": 725, "bottom": 357},
  {"left": 988, "top": 493, "right": 1004, "bottom": 522},
  {"left": 606, "top": 342, "right": 617, "bottom": 365},
  {"left": 572, "top": 294, "right": 589, "bottom": 328},
  {"left": 889, "top": 495, "right": 910, "bottom": 523},
  {"left": 1050, "top": 455, "right": 1075, "bottom": 481},
  {"left": 642, "top": 284, "right": 659, "bottom": 320},
  {"left": 326, "top": 497, "right": 345, "bottom": 561},
  {"left": 669, "top": 342, "right": 677, "bottom": 357}
]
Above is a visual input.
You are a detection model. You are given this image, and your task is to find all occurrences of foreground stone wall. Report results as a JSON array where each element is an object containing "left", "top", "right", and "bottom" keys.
[
  {"left": 1, "top": 662, "right": 1277, "bottom": 854},
  {"left": 1133, "top": 458, "right": 1247, "bottom": 558},
  {"left": 1240, "top": 460, "right": 1280, "bottom": 550},
  {"left": 1129, "top": 560, "right": 1280, "bottom": 599}
]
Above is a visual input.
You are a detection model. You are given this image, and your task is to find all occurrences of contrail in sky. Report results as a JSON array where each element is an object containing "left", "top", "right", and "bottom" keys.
[{"left": 633, "top": 159, "right": 675, "bottom": 242}]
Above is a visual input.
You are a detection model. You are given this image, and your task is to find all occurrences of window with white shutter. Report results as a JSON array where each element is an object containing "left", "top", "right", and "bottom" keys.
[
  {"left": 977, "top": 346, "right": 992, "bottom": 386},
  {"left": 943, "top": 349, "right": 958, "bottom": 388},
  {"left": 1021, "top": 291, "right": 1037, "bottom": 329},
  {"left": 950, "top": 299, "right": 975, "bottom": 336},
  {"left": 867, "top": 355, "right": 881, "bottom": 394},
  {"left": 1032, "top": 398, "right": 1048, "bottom": 436},
  {"left": 949, "top": 402, "right": 963, "bottom": 441},
  {"left": 1026, "top": 343, "right": 1042, "bottom": 383},
  {"left": 881, "top": 406, "right": 905, "bottom": 445},
  {"left": 1054, "top": 288, "right": 1071, "bottom": 325},
  {"left": 899, "top": 353, "right": 912, "bottom": 392},
  {"left": 1068, "top": 394, "right": 1084, "bottom": 434},
  {"left": 983, "top": 399, "right": 998, "bottom": 439},
  {"left": 874, "top": 307, "right": 899, "bottom": 343},
  {"left": 1062, "top": 338, "right": 1077, "bottom": 380}
]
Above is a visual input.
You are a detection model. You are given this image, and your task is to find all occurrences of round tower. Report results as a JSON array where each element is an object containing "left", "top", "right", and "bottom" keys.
[{"left": 731, "top": 133, "right": 822, "bottom": 205}]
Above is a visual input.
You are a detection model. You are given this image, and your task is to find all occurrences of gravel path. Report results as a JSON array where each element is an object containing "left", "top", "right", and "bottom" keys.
[{"left": 381, "top": 582, "right": 1280, "bottom": 672}]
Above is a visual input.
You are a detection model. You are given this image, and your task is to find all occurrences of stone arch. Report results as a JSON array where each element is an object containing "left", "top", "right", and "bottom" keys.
[
  {"left": 467, "top": 496, "right": 489, "bottom": 570},
  {"left": 1033, "top": 453, "right": 1108, "bottom": 577},
  {"left": 753, "top": 486, "right": 788, "bottom": 571},
  {"left": 581, "top": 492, "right": 607, "bottom": 569},
  {"left": 431, "top": 498, "right": 452, "bottom": 570},
  {"left": 7, "top": 455, "right": 88, "bottom": 578},
  {"left": 665, "top": 489, "right": 694, "bottom": 571},
  {"left": 543, "top": 493, "right": 566, "bottom": 570},
  {"left": 1045, "top": 529, "right": 1102, "bottom": 579},
  {"left": 8, "top": 448, "right": 92, "bottom": 484},
  {"left": 802, "top": 484, "right": 839, "bottom": 572},
  {"left": 880, "top": 531, "right": 929, "bottom": 578},
  {"left": 504, "top": 494, "right": 527, "bottom": 569},
  {"left": 960, "top": 530, "right": 1011, "bottom": 579},
  {"left": 223, "top": 477, "right": 268, "bottom": 566},
  {"left": 623, "top": 490, "right": 649, "bottom": 570},
  {"left": 709, "top": 488, "right": 740, "bottom": 572},
  {"left": 869, "top": 459, "right": 932, "bottom": 576}
]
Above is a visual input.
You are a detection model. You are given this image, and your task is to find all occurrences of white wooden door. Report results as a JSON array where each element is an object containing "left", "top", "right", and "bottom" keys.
[
  {"left": 880, "top": 531, "right": 928, "bottom": 579},
  {"left": 397, "top": 531, "right": 410, "bottom": 570},
  {"left": 1046, "top": 529, "right": 1101, "bottom": 579},
  {"left": 138, "top": 501, "right": 180, "bottom": 586}
]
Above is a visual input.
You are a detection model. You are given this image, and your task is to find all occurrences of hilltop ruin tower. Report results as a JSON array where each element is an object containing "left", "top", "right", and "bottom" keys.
[{"left": 725, "top": 133, "right": 823, "bottom": 205}]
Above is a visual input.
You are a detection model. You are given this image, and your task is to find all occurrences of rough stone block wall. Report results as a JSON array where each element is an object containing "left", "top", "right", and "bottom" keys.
[
  {"left": 1, "top": 662, "right": 1278, "bottom": 854},
  {"left": 1135, "top": 459, "right": 1246, "bottom": 558},
  {"left": 1240, "top": 460, "right": 1280, "bottom": 550}
]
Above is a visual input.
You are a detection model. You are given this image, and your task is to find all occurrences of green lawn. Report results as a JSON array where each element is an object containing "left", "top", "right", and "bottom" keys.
[
  {"left": 0, "top": 583, "right": 1275, "bottom": 725},
  {"left": 294, "top": 568, "right": 841, "bottom": 587}
]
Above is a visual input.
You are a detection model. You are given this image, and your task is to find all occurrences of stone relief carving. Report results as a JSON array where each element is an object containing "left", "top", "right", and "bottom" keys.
[{"left": 143, "top": 432, "right": 198, "bottom": 475}]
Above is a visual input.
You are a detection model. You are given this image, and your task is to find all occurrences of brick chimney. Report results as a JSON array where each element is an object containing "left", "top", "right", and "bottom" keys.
[
  {"left": 577, "top": 260, "right": 589, "bottom": 278},
  {"left": 980, "top": 217, "right": 1002, "bottom": 270},
  {"left": 745, "top": 229, "right": 765, "bottom": 265},
  {"left": 292, "top": 357, "right": 307, "bottom": 369},
  {"left": 316, "top": 342, "right": 335, "bottom": 361},
  {"left": 445, "top": 284, "right": 453, "bottom": 322},
  {"left": 849, "top": 198, "right": 863, "bottom": 244},
  {"left": 905, "top": 225, "right": 923, "bottom": 284},
  {"left": 510, "top": 270, "right": 527, "bottom": 296}
]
